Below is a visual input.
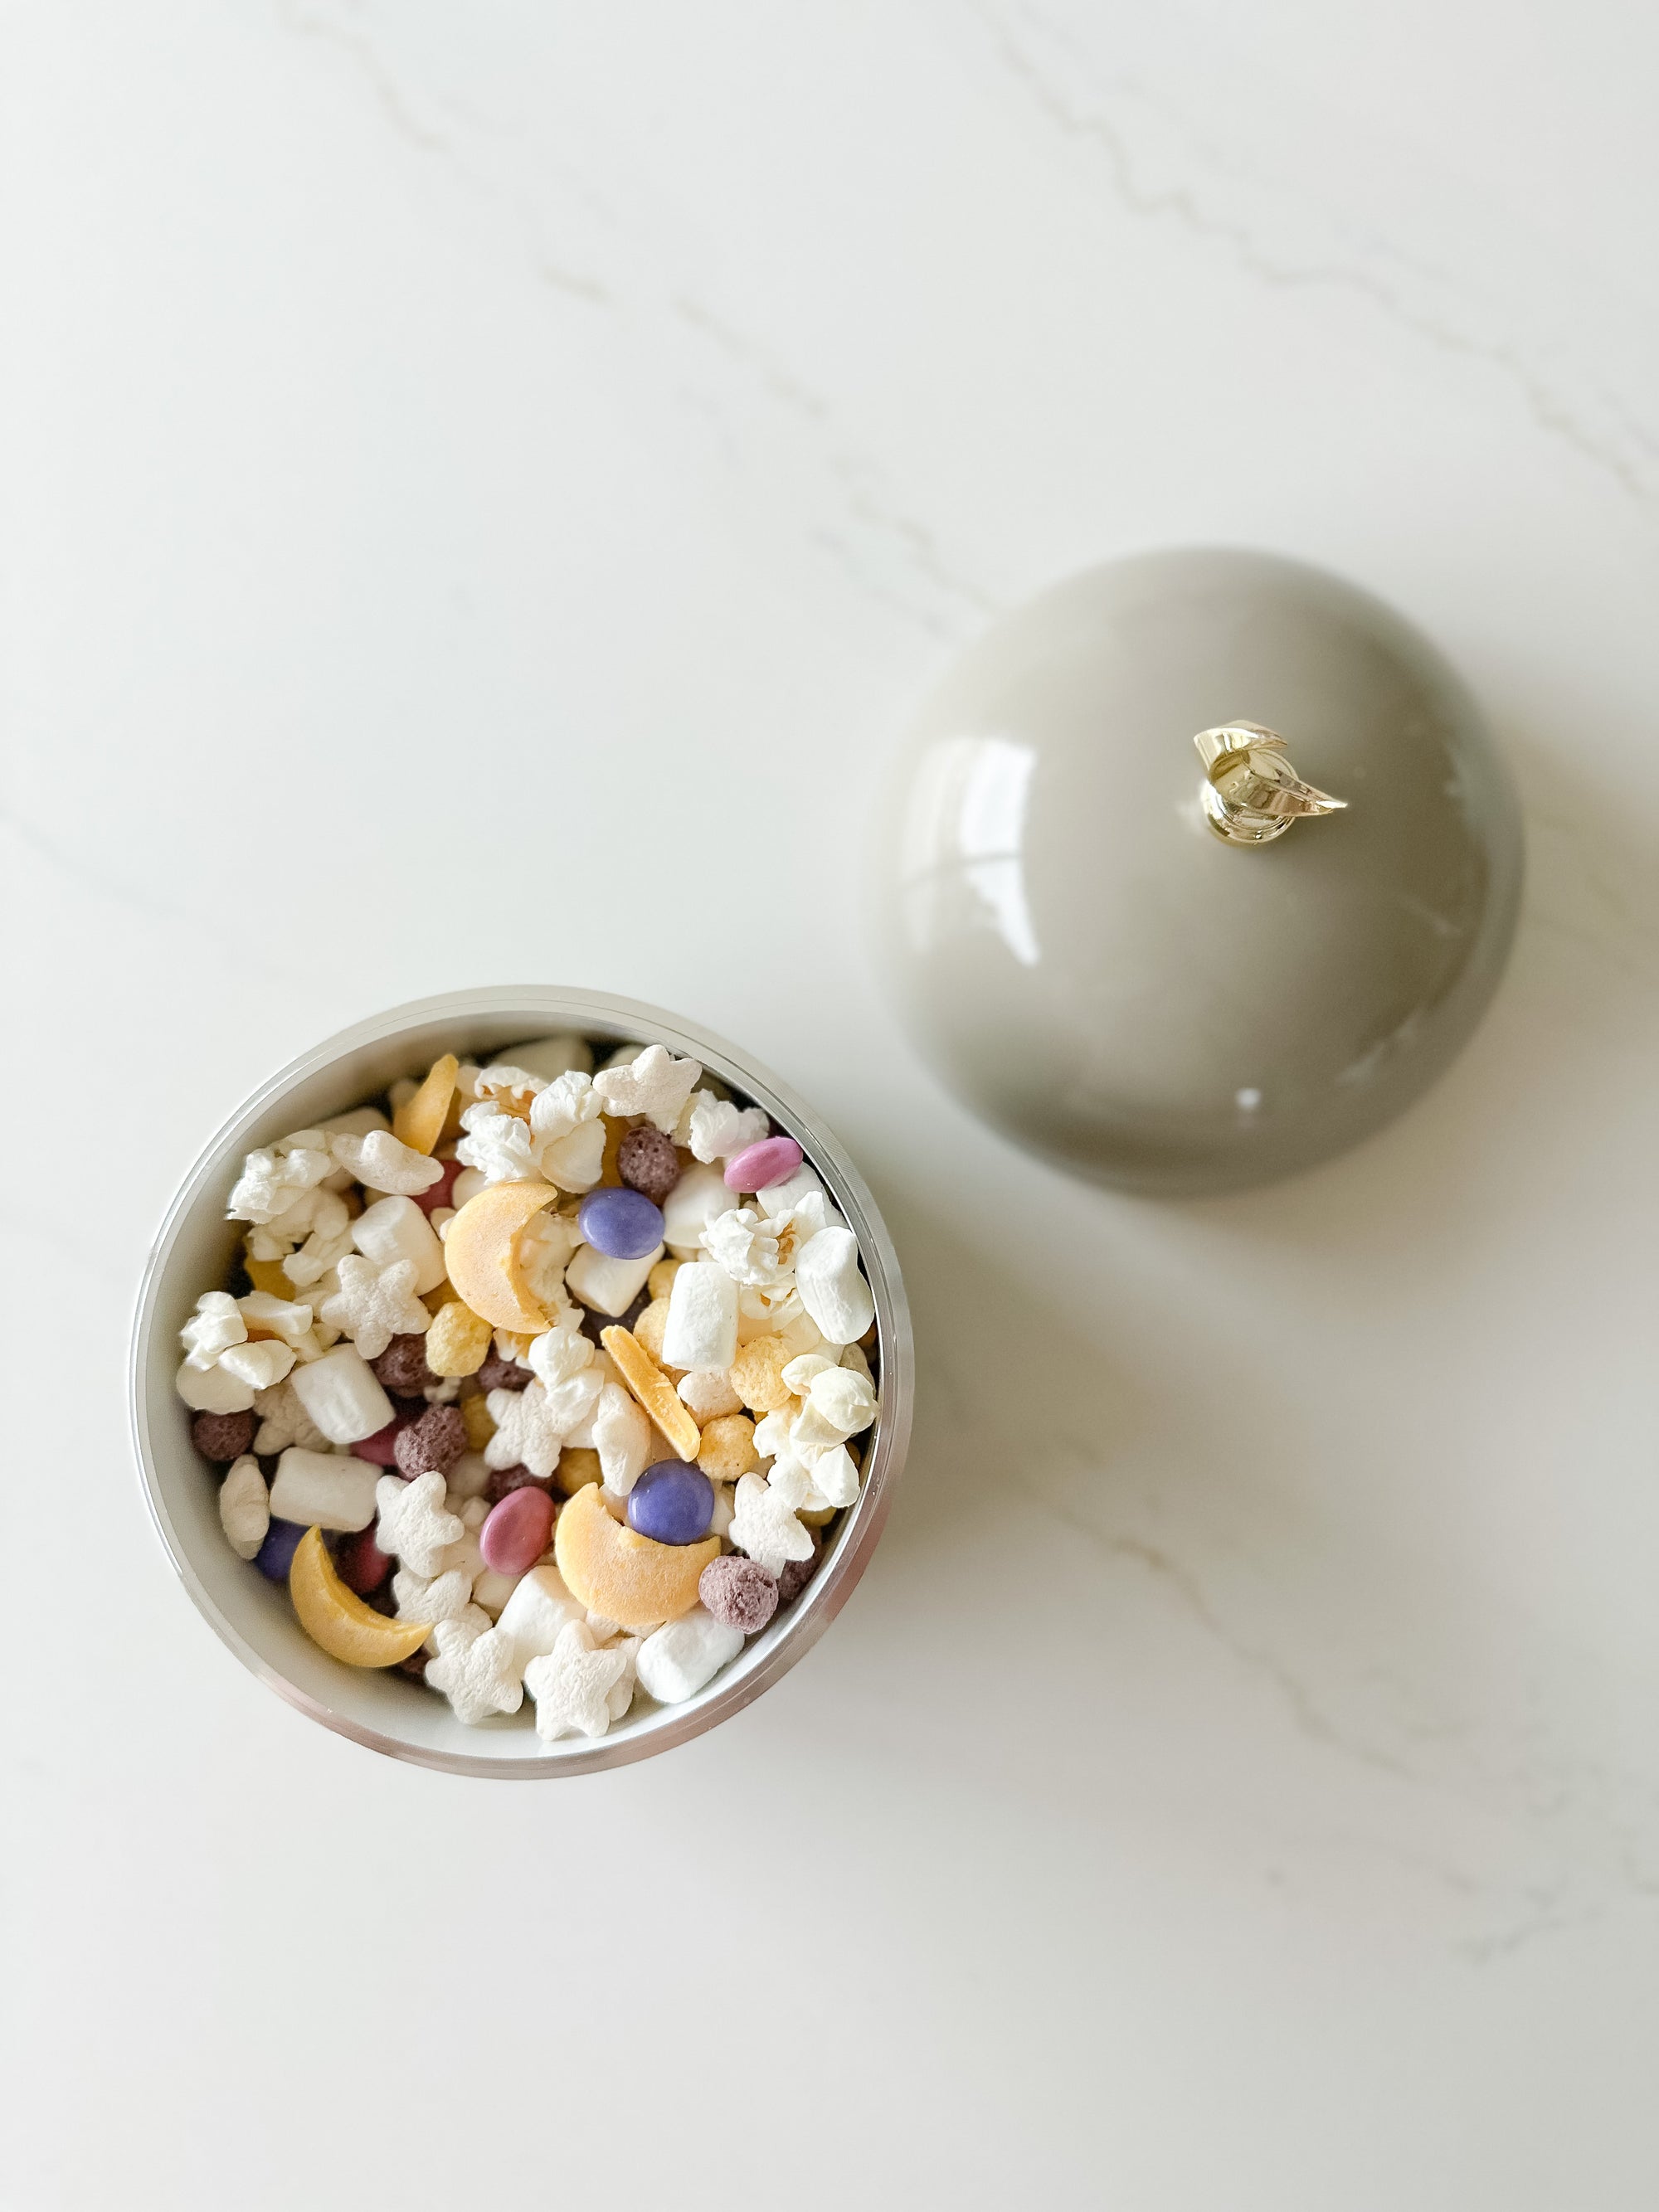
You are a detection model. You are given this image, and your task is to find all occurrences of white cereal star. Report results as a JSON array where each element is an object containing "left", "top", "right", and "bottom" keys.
[
  {"left": 330, "top": 1127, "right": 445, "bottom": 1198},
  {"left": 730, "top": 1471, "right": 814, "bottom": 1578},
  {"left": 321, "top": 1255, "right": 431, "bottom": 1360},
  {"left": 426, "top": 1616, "right": 524, "bottom": 1725},
  {"left": 392, "top": 1565, "right": 476, "bottom": 1641},
  {"left": 591, "top": 1044, "right": 702, "bottom": 1133},
  {"left": 376, "top": 1471, "right": 463, "bottom": 1578},
  {"left": 524, "top": 1621, "right": 632, "bottom": 1742},
  {"left": 482, "top": 1369, "right": 602, "bottom": 1478}
]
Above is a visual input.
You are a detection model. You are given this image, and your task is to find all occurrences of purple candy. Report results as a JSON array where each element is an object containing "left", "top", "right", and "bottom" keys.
[
  {"left": 724, "top": 1135, "right": 802, "bottom": 1193},
  {"left": 627, "top": 1460, "right": 715, "bottom": 1546},
  {"left": 255, "top": 1518, "right": 307, "bottom": 1581},
  {"left": 578, "top": 1186, "right": 664, "bottom": 1261}
]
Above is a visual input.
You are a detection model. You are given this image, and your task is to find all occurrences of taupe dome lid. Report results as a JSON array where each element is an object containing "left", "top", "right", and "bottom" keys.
[{"left": 879, "top": 548, "right": 1523, "bottom": 1197}]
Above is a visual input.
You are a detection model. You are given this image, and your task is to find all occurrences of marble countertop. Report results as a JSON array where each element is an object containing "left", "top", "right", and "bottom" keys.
[{"left": 7, "top": 4, "right": 1659, "bottom": 2205}]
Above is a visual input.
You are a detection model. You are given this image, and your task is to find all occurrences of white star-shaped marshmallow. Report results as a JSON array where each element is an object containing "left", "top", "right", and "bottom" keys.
[
  {"left": 393, "top": 1565, "right": 476, "bottom": 1636},
  {"left": 426, "top": 1616, "right": 524, "bottom": 1725},
  {"left": 330, "top": 1127, "right": 445, "bottom": 1198},
  {"left": 524, "top": 1621, "right": 633, "bottom": 1742},
  {"left": 729, "top": 1470, "right": 814, "bottom": 1578},
  {"left": 376, "top": 1471, "right": 464, "bottom": 1578},
  {"left": 591, "top": 1044, "right": 702, "bottom": 1133},
  {"left": 483, "top": 1369, "right": 602, "bottom": 1478},
  {"left": 321, "top": 1255, "right": 431, "bottom": 1360}
]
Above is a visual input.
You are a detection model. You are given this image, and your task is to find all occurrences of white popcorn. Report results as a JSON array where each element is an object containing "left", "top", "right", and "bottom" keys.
[
  {"left": 226, "top": 1133, "right": 335, "bottom": 1225},
  {"left": 499, "top": 1033, "right": 592, "bottom": 1083},
  {"left": 217, "top": 1456, "right": 270, "bottom": 1560},
  {"left": 793, "top": 1225, "right": 874, "bottom": 1347},
  {"left": 565, "top": 1242, "right": 662, "bottom": 1317},
  {"left": 729, "top": 1470, "right": 814, "bottom": 1577},
  {"left": 330, "top": 1127, "right": 445, "bottom": 1197},
  {"left": 252, "top": 1378, "right": 328, "bottom": 1454},
  {"left": 236, "top": 1291, "right": 316, "bottom": 1348},
  {"left": 524, "top": 1621, "right": 635, "bottom": 1741},
  {"left": 751, "top": 1404, "right": 797, "bottom": 1461},
  {"left": 455, "top": 1103, "right": 544, "bottom": 1185},
  {"left": 181, "top": 1291, "right": 246, "bottom": 1370},
  {"left": 591, "top": 1043, "right": 702, "bottom": 1132},
  {"left": 495, "top": 1563, "right": 587, "bottom": 1670},
  {"left": 473, "top": 1063, "right": 546, "bottom": 1111},
  {"left": 538, "top": 1118, "right": 607, "bottom": 1193},
  {"left": 682, "top": 1093, "right": 770, "bottom": 1164},
  {"left": 216, "top": 1338, "right": 296, "bottom": 1392},
  {"left": 289, "top": 1343, "right": 394, "bottom": 1445},
  {"left": 269, "top": 1448, "right": 380, "bottom": 1532},
  {"left": 515, "top": 1210, "right": 576, "bottom": 1308},
  {"left": 660, "top": 1261, "right": 738, "bottom": 1373},
  {"left": 636, "top": 1609, "right": 744, "bottom": 1704},
  {"left": 376, "top": 1471, "right": 464, "bottom": 1578},
  {"left": 352, "top": 1194, "right": 447, "bottom": 1296},
  {"left": 320, "top": 1255, "right": 431, "bottom": 1360},
  {"left": 525, "top": 1320, "right": 593, "bottom": 1391},
  {"left": 175, "top": 1356, "right": 256, "bottom": 1416},
  {"left": 248, "top": 1184, "right": 348, "bottom": 1267},
  {"left": 527, "top": 1070, "right": 601, "bottom": 1147},
  {"left": 754, "top": 1162, "right": 826, "bottom": 1218},
  {"left": 593, "top": 1383, "right": 651, "bottom": 1497},
  {"left": 662, "top": 1162, "right": 738, "bottom": 1257},
  {"left": 701, "top": 1208, "right": 787, "bottom": 1289}
]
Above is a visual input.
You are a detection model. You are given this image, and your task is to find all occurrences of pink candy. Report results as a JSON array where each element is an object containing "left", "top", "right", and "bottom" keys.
[
  {"left": 413, "top": 1157, "right": 462, "bottom": 1218},
  {"left": 724, "top": 1135, "right": 802, "bottom": 1194},
  {"left": 479, "top": 1486, "right": 556, "bottom": 1578}
]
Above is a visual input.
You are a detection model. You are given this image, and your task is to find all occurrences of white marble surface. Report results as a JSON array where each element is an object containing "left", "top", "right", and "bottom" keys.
[{"left": 6, "top": 3, "right": 1659, "bottom": 2205}]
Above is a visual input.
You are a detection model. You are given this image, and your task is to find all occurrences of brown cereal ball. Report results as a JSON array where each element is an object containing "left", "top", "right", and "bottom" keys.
[
  {"left": 698, "top": 1414, "right": 759, "bottom": 1484},
  {"left": 728, "top": 1334, "right": 794, "bottom": 1415},
  {"left": 646, "top": 1257, "right": 683, "bottom": 1303},
  {"left": 699, "top": 1555, "right": 779, "bottom": 1635},
  {"left": 485, "top": 1463, "right": 557, "bottom": 1507},
  {"left": 477, "top": 1351, "right": 532, "bottom": 1393},
  {"left": 555, "top": 1446, "right": 601, "bottom": 1495},
  {"left": 394, "top": 1403, "right": 467, "bottom": 1479},
  {"left": 633, "top": 1297, "right": 673, "bottom": 1364},
  {"left": 617, "top": 1125, "right": 682, "bottom": 1206},
  {"left": 372, "top": 1333, "right": 435, "bottom": 1397},
  {"left": 192, "top": 1409, "right": 255, "bottom": 1463},
  {"left": 677, "top": 1369, "right": 744, "bottom": 1427},
  {"left": 775, "top": 1549, "right": 821, "bottom": 1605}
]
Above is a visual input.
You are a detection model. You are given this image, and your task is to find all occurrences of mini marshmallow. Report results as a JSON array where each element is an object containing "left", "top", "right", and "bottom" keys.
[
  {"left": 566, "top": 1241, "right": 663, "bottom": 1317},
  {"left": 269, "top": 1447, "right": 381, "bottom": 1532},
  {"left": 662, "top": 1162, "right": 737, "bottom": 1257},
  {"left": 495, "top": 1563, "right": 587, "bottom": 1668},
  {"left": 352, "top": 1194, "right": 447, "bottom": 1296},
  {"left": 793, "top": 1225, "right": 874, "bottom": 1347},
  {"left": 289, "top": 1343, "right": 394, "bottom": 1445},
  {"left": 218, "top": 1456, "right": 270, "bottom": 1559},
  {"left": 635, "top": 1608, "right": 744, "bottom": 1704},
  {"left": 330, "top": 1127, "right": 445, "bottom": 1197},
  {"left": 236, "top": 1291, "right": 317, "bottom": 1348},
  {"left": 660, "top": 1261, "right": 739, "bottom": 1373},
  {"left": 593, "top": 1382, "right": 651, "bottom": 1497},
  {"left": 445, "top": 1451, "right": 493, "bottom": 1501},
  {"left": 320, "top": 1256, "right": 431, "bottom": 1361}
]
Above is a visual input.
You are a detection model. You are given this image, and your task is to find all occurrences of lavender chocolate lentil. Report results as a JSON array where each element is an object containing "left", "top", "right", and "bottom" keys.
[{"left": 176, "top": 1035, "right": 878, "bottom": 1741}]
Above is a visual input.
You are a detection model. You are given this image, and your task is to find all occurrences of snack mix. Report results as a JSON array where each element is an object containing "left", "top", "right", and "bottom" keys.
[{"left": 178, "top": 1037, "right": 881, "bottom": 1741}]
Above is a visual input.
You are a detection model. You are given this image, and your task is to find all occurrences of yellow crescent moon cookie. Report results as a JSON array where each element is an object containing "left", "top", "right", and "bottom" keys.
[
  {"left": 552, "top": 1483, "right": 718, "bottom": 1631},
  {"left": 289, "top": 1526, "right": 433, "bottom": 1667},
  {"left": 440, "top": 1179, "right": 562, "bottom": 1333}
]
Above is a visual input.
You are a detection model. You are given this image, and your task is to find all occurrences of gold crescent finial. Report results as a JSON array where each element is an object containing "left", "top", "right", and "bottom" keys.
[{"left": 1194, "top": 723, "right": 1347, "bottom": 847}]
